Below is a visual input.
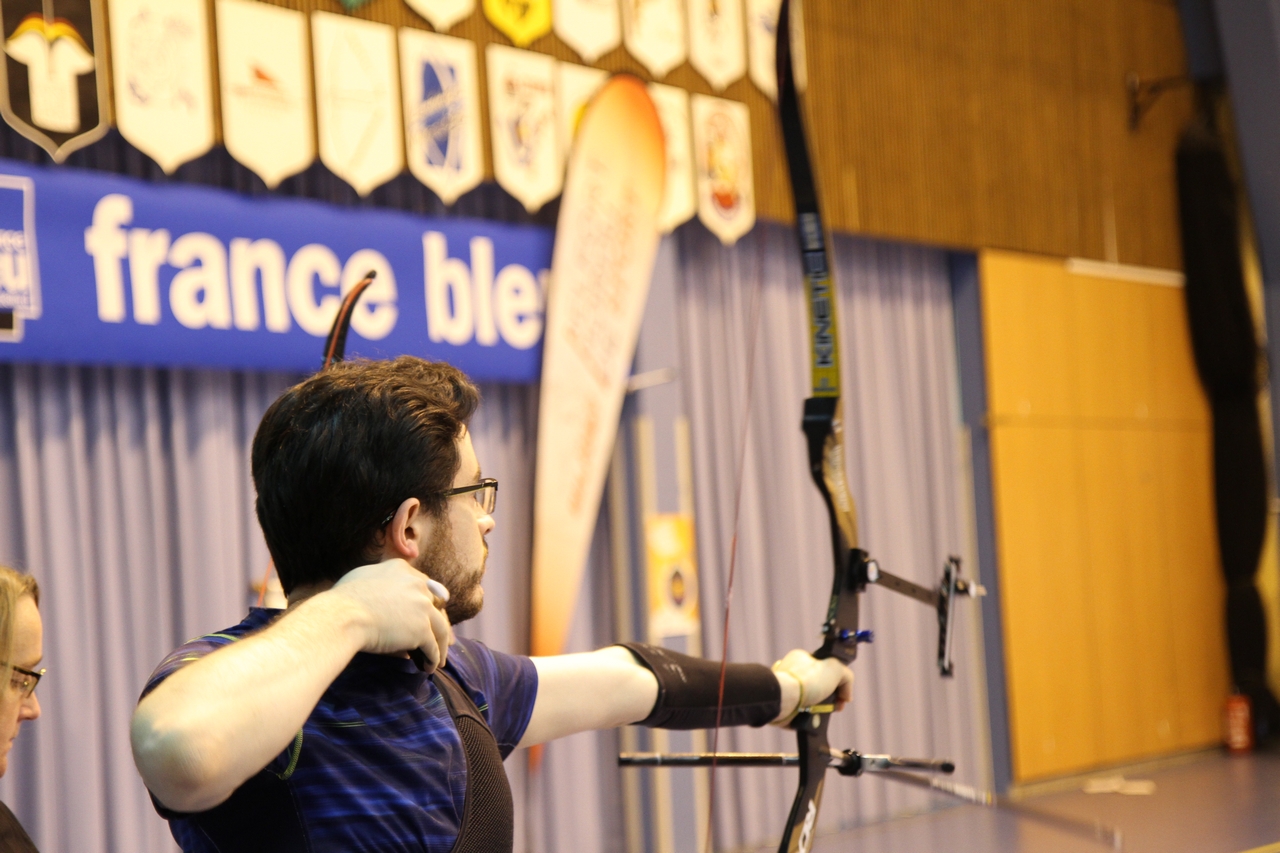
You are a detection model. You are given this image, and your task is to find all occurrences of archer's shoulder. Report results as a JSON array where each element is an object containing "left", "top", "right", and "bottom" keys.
[
  {"left": 446, "top": 637, "right": 534, "bottom": 687},
  {"left": 445, "top": 636, "right": 501, "bottom": 681},
  {"left": 139, "top": 608, "right": 283, "bottom": 702}
]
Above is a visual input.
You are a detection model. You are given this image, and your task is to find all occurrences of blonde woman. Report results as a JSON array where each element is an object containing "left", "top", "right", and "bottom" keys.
[{"left": 0, "top": 567, "right": 41, "bottom": 853}]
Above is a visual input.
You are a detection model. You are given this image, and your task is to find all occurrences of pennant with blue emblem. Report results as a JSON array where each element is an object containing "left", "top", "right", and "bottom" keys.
[{"left": 400, "top": 28, "right": 482, "bottom": 205}]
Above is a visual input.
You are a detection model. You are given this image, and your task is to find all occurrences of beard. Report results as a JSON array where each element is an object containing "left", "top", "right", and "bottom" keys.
[{"left": 414, "top": 512, "right": 486, "bottom": 624}]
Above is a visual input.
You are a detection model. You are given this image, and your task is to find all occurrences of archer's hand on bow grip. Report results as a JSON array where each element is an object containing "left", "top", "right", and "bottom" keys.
[{"left": 769, "top": 649, "right": 854, "bottom": 726}]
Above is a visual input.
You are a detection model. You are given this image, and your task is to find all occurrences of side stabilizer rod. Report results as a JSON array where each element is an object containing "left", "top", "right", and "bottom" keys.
[{"left": 618, "top": 752, "right": 1123, "bottom": 850}]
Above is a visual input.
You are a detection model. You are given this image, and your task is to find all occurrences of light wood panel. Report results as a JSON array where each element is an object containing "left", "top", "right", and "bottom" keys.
[
  {"left": 992, "top": 425, "right": 1099, "bottom": 778},
  {"left": 982, "top": 250, "right": 1228, "bottom": 782}
]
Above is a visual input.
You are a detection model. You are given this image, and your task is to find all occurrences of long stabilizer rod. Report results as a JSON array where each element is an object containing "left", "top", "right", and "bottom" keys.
[{"left": 875, "top": 769, "right": 1123, "bottom": 850}]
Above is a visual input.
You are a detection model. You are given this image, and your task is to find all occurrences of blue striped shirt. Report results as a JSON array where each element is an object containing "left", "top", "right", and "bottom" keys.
[{"left": 141, "top": 608, "right": 538, "bottom": 852}]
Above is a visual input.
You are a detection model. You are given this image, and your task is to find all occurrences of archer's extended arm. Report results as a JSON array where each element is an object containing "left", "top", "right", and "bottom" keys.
[{"left": 516, "top": 644, "right": 851, "bottom": 747}]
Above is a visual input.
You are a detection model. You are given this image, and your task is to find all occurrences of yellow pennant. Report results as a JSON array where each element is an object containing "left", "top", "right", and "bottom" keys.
[{"left": 483, "top": 0, "right": 551, "bottom": 47}]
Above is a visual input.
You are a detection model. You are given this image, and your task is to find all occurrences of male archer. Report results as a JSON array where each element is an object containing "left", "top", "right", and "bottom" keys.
[{"left": 131, "top": 356, "right": 853, "bottom": 852}]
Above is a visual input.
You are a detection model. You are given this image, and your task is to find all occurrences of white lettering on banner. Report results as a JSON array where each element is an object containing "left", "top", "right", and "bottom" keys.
[
  {"left": 84, "top": 194, "right": 132, "bottom": 322},
  {"left": 470, "top": 237, "right": 496, "bottom": 346},
  {"left": 230, "top": 238, "right": 289, "bottom": 332},
  {"left": 83, "top": 194, "right": 405, "bottom": 340},
  {"left": 423, "top": 231, "right": 544, "bottom": 349},
  {"left": 286, "top": 244, "right": 342, "bottom": 337},
  {"left": 494, "top": 263, "right": 541, "bottom": 348},
  {"left": 79, "top": 195, "right": 547, "bottom": 356},
  {"left": 169, "top": 233, "right": 232, "bottom": 330},
  {"left": 341, "top": 249, "right": 397, "bottom": 340},
  {"left": 128, "top": 228, "right": 170, "bottom": 325},
  {"left": 424, "top": 231, "right": 472, "bottom": 345}
]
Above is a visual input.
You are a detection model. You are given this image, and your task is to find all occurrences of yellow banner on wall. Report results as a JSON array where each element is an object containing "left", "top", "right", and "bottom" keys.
[
  {"left": 483, "top": 0, "right": 551, "bottom": 47},
  {"left": 646, "top": 514, "right": 700, "bottom": 640}
]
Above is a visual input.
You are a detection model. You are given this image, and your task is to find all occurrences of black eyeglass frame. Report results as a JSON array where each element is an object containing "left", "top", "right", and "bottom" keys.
[
  {"left": 443, "top": 478, "right": 499, "bottom": 514},
  {"left": 8, "top": 664, "right": 43, "bottom": 698},
  {"left": 379, "top": 478, "right": 499, "bottom": 526}
]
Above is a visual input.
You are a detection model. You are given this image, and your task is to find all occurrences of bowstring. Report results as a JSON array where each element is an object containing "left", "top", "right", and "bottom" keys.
[{"left": 702, "top": 249, "right": 766, "bottom": 853}]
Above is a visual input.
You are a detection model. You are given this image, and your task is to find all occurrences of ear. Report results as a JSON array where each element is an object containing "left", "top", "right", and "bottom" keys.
[{"left": 382, "top": 498, "right": 435, "bottom": 562}]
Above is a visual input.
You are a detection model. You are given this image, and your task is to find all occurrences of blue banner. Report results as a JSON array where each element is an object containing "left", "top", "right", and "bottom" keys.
[{"left": 0, "top": 159, "right": 555, "bottom": 382}]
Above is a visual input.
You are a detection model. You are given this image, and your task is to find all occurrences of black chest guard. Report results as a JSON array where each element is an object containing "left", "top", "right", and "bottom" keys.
[{"left": 434, "top": 670, "right": 515, "bottom": 853}]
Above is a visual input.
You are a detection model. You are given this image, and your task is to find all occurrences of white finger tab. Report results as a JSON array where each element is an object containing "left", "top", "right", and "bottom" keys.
[{"left": 427, "top": 579, "right": 451, "bottom": 602}]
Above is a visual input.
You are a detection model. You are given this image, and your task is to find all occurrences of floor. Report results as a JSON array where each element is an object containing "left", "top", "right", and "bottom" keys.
[{"left": 806, "top": 750, "right": 1280, "bottom": 853}]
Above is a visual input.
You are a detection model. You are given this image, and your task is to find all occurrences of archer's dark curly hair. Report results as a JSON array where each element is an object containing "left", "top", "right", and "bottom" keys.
[{"left": 251, "top": 356, "right": 480, "bottom": 594}]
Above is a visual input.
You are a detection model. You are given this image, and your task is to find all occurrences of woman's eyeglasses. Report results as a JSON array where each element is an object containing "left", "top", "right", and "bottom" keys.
[{"left": 7, "top": 665, "right": 43, "bottom": 698}]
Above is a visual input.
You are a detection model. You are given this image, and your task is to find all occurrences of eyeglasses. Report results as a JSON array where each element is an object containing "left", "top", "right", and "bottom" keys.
[
  {"left": 379, "top": 478, "right": 499, "bottom": 526},
  {"left": 8, "top": 665, "right": 43, "bottom": 698},
  {"left": 445, "top": 478, "right": 499, "bottom": 515}
]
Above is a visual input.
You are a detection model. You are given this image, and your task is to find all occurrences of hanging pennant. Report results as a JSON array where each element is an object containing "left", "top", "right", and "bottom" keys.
[
  {"left": 691, "top": 94, "right": 753, "bottom": 244},
  {"left": 0, "top": 0, "right": 109, "bottom": 162},
  {"left": 483, "top": 0, "right": 551, "bottom": 48},
  {"left": 648, "top": 82, "right": 694, "bottom": 233},
  {"left": 400, "top": 28, "right": 482, "bottom": 206},
  {"left": 687, "top": 0, "right": 745, "bottom": 91},
  {"left": 745, "top": 0, "right": 779, "bottom": 99},
  {"left": 554, "top": 0, "right": 620, "bottom": 63},
  {"left": 216, "top": 0, "right": 314, "bottom": 189},
  {"left": 109, "top": 0, "right": 216, "bottom": 173},
  {"left": 621, "top": 0, "right": 686, "bottom": 78},
  {"left": 486, "top": 44, "right": 558, "bottom": 213},
  {"left": 311, "top": 12, "right": 404, "bottom": 196},
  {"left": 406, "top": 0, "right": 475, "bottom": 32},
  {"left": 556, "top": 62, "right": 606, "bottom": 169}
]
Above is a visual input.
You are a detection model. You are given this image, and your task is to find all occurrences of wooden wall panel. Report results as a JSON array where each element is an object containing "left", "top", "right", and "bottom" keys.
[
  {"left": 991, "top": 424, "right": 1099, "bottom": 780},
  {"left": 983, "top": 252, "right": 1079, "bottom": 420},
  {"left": 1156, "top": 430, "right": 1227, "bottom": 745},
  {"left": 803, "top": 0, "right": 1191, "bottom": 268},
  {"left": 255, "top": 0, "right": 1189, "bottom": 266},
  {"left": 982, "top": 250, "right": 1228, "bottom": 782}
]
